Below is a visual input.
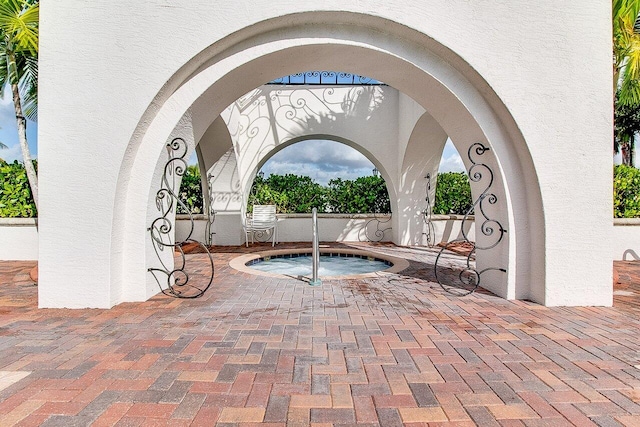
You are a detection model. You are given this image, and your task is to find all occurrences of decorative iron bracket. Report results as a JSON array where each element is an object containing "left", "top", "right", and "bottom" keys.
[
  {"left": 434, "top": 142, "right": 506, "bottom": 296},
  {"left": 422, "top": 173, "right": 436, "bottom": 247},
  {"left": 148, "top": 137, "right": 214, "bottom": 298},
  {"left": 205, "top": 172, "right": 216, "bottom": 246},
  {"left": 360, "top": 213, "right": 392, "bottom": 242}
]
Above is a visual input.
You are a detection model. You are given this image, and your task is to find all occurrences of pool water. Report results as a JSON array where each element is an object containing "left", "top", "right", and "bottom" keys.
[{"left": 247, "top": 253, "right": 391, "bottom": 277}]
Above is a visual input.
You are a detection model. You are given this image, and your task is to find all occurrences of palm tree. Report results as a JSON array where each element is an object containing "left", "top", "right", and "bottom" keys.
[
  {"left": 615, "top": 92, "right": 640, "bottom": 165},
  {"left": 0, "top": 0, "right": 38, "bottom": 209},
  {"left": 614, "top": 0, "right": 640, "bottom": 105}
]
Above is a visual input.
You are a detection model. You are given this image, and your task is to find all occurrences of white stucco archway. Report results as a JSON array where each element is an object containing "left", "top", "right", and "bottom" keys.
[
  {"left": 200, "top": 84, "right": 449, "bottom": 249},
  {"left": 118, "top": 17, "right": 536, "bottom": 305},
  {"left": 39, "top": 6, "right": 612, "bottom": 308},
  {"left": 247, "top": 134, "right": 396, "bottom": 198}
]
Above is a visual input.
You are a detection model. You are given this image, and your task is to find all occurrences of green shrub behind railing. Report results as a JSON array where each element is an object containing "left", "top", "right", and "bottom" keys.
[
  {"left": 176, "top": 165, "right": 203, "bottom": 214},
  {"left": 433, "top": 172, "right": 473, "bottom": 215},
  {"left": 3, "top": 162, "right": 639, "bottom": 219},
  {"left": 0, "top": 161, "right": 37, "bottom": 218},
  {"left": 614, "top": 164, "right": 640, "bottom": 218}
]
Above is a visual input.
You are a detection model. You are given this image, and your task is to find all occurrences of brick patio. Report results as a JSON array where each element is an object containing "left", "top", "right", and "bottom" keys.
[{"left": 1, "top": 243, "right": 639, "bottom": 426}]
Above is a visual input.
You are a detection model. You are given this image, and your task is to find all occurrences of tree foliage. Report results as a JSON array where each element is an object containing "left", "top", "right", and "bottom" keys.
[
  {"left": 614, "top": 0, "right": 640, "bottom": 106},
  {"left": 247, "top": 172, "right": 472, "bottom": 215},
  {"left": 248, "top": 174, "right": 327, "bottom": 213},
  {"left": 247, "top": 174, "right": 390, "bottom": 214},
  {"left": 326, "top": 176, "right": 391, "bottom": 214},
  {"left": 433, "top": 172, "right": 473, "bottom": 215},
  {"left": 615, "top": 94, "right": 640, "bottom": 165},
  {"left": 614, "top": 164, "right": 640, "bottom": 217},
  {"left": 0, "top": 0, "right": 39, "bottom": 209},
  {"left": 176, "top": 165, "right": 203, "bottom": 214},
  {"left": 0, "top": 159, "right": 36, "bottom": 217}
]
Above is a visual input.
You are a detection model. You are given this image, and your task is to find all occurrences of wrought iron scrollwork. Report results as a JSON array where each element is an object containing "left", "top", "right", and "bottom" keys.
[
  {"left": 205, "top": 172, "right": 216, "bottom": 246},
  {"left": 148, "top": 137, "right": 214, "bottom": 298},
  {"left": 251, "top": 230, "right": 276, "bottom": 243},
  {"left": 422, "top": 173, "right": 436, "bottom": 247},
  {"left": 360, "top": 213, "right": 392, "bottom": 243},
  {"left": 269, "top": 71, "right": 383, "bottom": 85},
  {"left": 434, "top": 142, "right": 506, "bottom": 296}
]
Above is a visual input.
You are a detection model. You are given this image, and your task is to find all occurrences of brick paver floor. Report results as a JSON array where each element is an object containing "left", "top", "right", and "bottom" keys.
[{"left": 0, "top": 243, "right": 639, "bottom": 426}]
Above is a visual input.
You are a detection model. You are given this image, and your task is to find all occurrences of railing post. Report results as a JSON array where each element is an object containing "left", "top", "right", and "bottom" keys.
[{"left": 310, "top": 207, "right": 322, "bottom": 286}]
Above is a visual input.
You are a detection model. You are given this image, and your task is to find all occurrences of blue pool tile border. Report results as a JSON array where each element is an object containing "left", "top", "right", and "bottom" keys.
[{"left": 246, "top": 252, "right": 393, "bottom": 267}]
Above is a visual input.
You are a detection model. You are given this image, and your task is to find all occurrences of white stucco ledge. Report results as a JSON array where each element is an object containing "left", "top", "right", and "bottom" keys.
[
  {"left": 276, "top": 213, "right": 391, "bottom": 219},
  {"left": 0, "top": 217, "right": 38, "bottom": 260},
  {"left": 177, "top": 213, "right": 393, "bottom": 219},
  {"left": 0, "top": 218, "right": 38, "bottom": 226},
  {"left": 613, "top": 218, "right": 640, "bottom": 261},
  {"left": 613, "top": 218, "right": 640, "bottom": 226}
]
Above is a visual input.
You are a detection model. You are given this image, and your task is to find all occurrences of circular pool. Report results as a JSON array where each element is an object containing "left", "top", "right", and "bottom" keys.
[{"left": 230, "top": 248, "right": 409, "bottom": 279}]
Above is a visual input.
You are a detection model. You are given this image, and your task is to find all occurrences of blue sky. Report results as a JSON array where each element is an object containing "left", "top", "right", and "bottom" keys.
[{"left": 0, "top": 86, "right": 37, "bottom": 163}]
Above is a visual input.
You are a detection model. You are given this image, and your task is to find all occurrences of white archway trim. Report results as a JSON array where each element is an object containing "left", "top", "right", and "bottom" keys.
[{"left": 103, "top": 19, "right": 547, "bottom": 308}]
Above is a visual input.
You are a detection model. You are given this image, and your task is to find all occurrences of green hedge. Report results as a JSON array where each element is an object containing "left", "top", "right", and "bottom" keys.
[
  {"left": 433, "top": 172, "right": 473, "bottom": 215},
  {"left": 246, "top": 172, "right": 472, "bottom": 215},
  {"left": 247, "top": 174, "right": 391, "bottom": 214},
  {"left": 176, "top": 165, "right": 203, "bottom": 214},
  {"left": 248, "top": 174, "right": 327, "bottom": 213},
  {"left": 614, "top": 164, "right": 640, "bottom": 218},
  {"left": 4, "top": 163, "right": 639, "bottom": 219},
  {"left": 0, "top": 161, "right": 37, "bottom": 218},
  {"left": 326, "top": 176, "right": 391, "bottom": 214}
]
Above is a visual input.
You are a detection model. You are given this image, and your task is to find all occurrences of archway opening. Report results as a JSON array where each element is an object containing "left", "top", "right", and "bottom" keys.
[
  {"left": 108, "top": 15, "right": 543, "bottom": 307},
  {"left": 248, "top": 138, "right": 391, "bottom": 215}
]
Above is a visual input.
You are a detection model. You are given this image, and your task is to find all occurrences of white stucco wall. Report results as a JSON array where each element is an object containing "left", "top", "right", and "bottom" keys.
[
  {"left": 39, "top": 1, "right": 612, "bottom": 307},
  {"left": 220, "top": 85, "right": 401, "bottom": 202},
  {"left": 175, "top": 214, "right": 474, "bottom": 246},
  {"left": 176, "top": 214, "right": 393, "bottom": 244},
  {"left": 612, "top": 219, "right": 640, "bottom": 261},
  {"left": 0, "top": 219, "right": 38, "bottom": 260},
  {"left": 8, "top": 218, "right": 637, "bottom": 263},
  {"left": 201, "top": 85, "right": 440, "bottom": 247}
]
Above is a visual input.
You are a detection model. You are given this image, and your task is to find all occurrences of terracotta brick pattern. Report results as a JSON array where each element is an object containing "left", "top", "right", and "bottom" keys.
[{"left": 0, "top": 243, "right": 639, "bottom": 426}]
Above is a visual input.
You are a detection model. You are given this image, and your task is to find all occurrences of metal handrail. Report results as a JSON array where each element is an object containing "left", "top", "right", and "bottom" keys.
[{"left": 310, "top": 207, "right": 322, "bottom": 286}]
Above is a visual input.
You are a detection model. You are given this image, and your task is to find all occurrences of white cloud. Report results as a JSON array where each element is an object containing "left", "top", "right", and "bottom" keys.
[
  {"left": 258, "top": 138, "right": 469, "bottom": 185},
  {"left": 0, "top": 83, "right": 38, "bottom": 159},
  {"left": 438, "top": 140, "right": 465, "bottom": 173},
  {"left": 0, "top": 143, "right": 24, "bottom": 163},
  {"left": 260, "top": 140, "right": 376, "bottom": 184},
  {"left": 438, "top": 153, "right": 465, "bottom": 173},
  {"left": 0, "top": 85, "right": 12, "bottom": 106}
]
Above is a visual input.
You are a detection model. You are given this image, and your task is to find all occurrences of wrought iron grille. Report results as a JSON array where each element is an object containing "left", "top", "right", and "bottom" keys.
[
  {"left": 205, "top": 172, "right": 216, "bottom": 246},
  {"left": 360, "top": 213, "right": 392, "bottom": 243},
  {"left": 269, "top": 71, "right": 384, "bottom": 85},
  {"left": 148, "top": 137, "right": 215, "bottom": 298},
  {"left": 422, "top": 173, "right": 436, "bottom": 248},
  {"left": 433, "top": 142, "right": 507, "bottom": 296}
]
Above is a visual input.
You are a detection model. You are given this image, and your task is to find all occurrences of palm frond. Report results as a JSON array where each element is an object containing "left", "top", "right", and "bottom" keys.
[
  {"left": 0, "top": 0, "right": 38, "bottom": 55},
  {"left": 0, "top": 48, "right": 9, "bottom": 89},
  {"left": 19, "top": 50, "right": 35, "bottom": 120},
  {"left": 614, "top": 0, "right": 640, "bottom": 105}
]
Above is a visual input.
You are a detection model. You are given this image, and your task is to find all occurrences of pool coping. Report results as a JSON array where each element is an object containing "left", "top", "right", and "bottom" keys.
[{"left": 229, "top": 247, "right": 410, "bottom": 280}]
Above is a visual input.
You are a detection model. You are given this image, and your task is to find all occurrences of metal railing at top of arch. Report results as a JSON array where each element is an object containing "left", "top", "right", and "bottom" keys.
[
  {"left": 433, "top": 142, "right": 507, "bottom": 296},
  {"left": 148, "top": 137, "right": 215, "bottom": 299},
  {"left": 268, "top": 71, "right": 384, "bottom": 86}
]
